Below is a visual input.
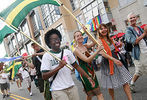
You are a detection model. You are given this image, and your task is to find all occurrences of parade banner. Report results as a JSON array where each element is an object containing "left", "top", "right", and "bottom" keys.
[
  {"left": 0, "top": 56, "right": 22, "bottom": 62},
  {"left": 8, "top": 61, "right": 22, "bottom": 79},
  {"left": 0, "top": 0, "right": 60, "bottom": 43}
]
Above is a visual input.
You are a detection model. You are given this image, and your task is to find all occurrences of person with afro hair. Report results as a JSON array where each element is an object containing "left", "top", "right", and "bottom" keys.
[{"left": 41, "top": 29, "right": 96, "bottom": 100}]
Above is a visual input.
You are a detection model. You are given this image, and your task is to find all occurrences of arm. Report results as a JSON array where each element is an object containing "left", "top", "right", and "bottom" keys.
[
  {"left": 82, "top": 25, "right": 96, "bottom": 48},
  {"left": 74, "top": 46, "right": 103, "bottom": 63},
  {"left": 72, "top": 62, "right": 95, "bottom": 87},
  {"left": 144, "top": 25, "right": 147, "bottom": 37},
  {"left": 42, "top": 60, "right": 66, "bottom": 80},
  {"left": 100, "top": 50, "right": 122, "bottom": 66},
  {"left": 23, "top": 60, "right": 35, "bottom": 69},
  {"left": 97, "top": 39, "right": 123, "bottom": 66},
  {"left": 32, "top": 52, "right": 45, "bottom": 57},
  {"left": 135, "top": 33, "right": 146, "bottom": 44}
]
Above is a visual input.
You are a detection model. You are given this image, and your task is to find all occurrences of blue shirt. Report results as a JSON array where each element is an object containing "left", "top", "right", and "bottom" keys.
[{"left": 125, "top": 26, "right": 144, "bottom": 60}]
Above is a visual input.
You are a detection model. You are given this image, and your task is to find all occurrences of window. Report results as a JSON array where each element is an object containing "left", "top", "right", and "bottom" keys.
[
  {"left": 41, "top": 4, "right": 61, "bottom": 28},
  {"left": 70, "top": 0, "right": 79, "bottom": 10},
  {"left": 12, "top": 39, "right": 16, "bottom": 48},
  {"left": 119, "top": 0, "right": 136, "bottom": 8},
  {"left": 35, "top": 36, "right": 41, "bottom": 44},
  {"left": 103, "top": 1, "right": 111, "bottom": 13},
  {"left": 82, "top": 0, "right": 99, "bottom": 22},
  {"left": 30, "top": 11, "right": 40, "bottom": 36},
  {"left": 16, "top": 33, "right": 22, "bottom": 42},
  {"left": 26, "top": 42, "right": 34, "bottom": 55},
  {"left": 79, "top": 0, "right": 94, "bottom": 9},
  {"left": 8, "top": 42, "right": 14, "bottom": 53},
  {"left": 20, "top": 20, "right": 31, "bottom": 41},
  {"left": 56, "top": 24, "right": 67, "bottom": 45},
  {"left": 76, "top": 14, "right": 85, "bottom": 30}
]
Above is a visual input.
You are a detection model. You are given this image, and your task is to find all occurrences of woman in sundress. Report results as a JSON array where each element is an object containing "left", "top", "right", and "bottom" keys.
[
  {"left": 97, "top": 23, "right": 132, "bottom": 100},
  {"left": 73, "top": 27, "right": 104, "bottom": 100}
]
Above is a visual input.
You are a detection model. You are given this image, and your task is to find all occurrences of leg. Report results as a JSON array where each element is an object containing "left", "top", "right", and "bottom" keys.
[
  {"left": 16, "top": 80, "right": 20, "bottom": 88},
  {"left": 96, "top": 87, "right": 104, "bottom": 100},
  {"left": 108, "top": 88, "right": 114, "bottom": 100},
  {"left": 123, "top": 83, "right": 132, "bottom": 100},
  {"left": 131, "top": 74, "right": 139, "bottom": 84},
  {"left": 19, "top": 79, "right": 22, "bottom": 87},
  {"left": 130, "top": 59, "right": 142, "bottom": 92},
  {"left": 52, "top": 90, "right": 69, "bottom": 100},
  {"left": 25, "top": 77, "right": 32, "bottom": 96},
  {"left": 38, "top": 77, "right": 44, "bottom": 93},
  {"left": 86, "top": 95, "right": 92, "bottom": 100},
  {"left": 67, "top": 86, "right": 80, "bottom": 100}
]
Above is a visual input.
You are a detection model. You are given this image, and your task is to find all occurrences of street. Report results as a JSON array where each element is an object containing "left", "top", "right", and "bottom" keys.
[{"left": 1, "top": 66, "right": 147, "bottom": 100}]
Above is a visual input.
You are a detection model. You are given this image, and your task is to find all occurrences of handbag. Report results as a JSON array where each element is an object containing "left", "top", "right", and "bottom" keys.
[{"left": 117, "top": 52, "right": 129, "bottom": 70}]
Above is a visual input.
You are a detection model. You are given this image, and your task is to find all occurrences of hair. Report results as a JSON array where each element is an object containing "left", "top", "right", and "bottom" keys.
[
  {"left": 127, "top": 12, "right": 135, "bottom": 20},
  {"left": 97, "top": 23, "right": 112, "bottom": 44},
  {"left": 31, "top": 43, "right": 36, "bottom": 47},
  {"left": 44, "top": 29, "right": 62, "bottom": 48}
]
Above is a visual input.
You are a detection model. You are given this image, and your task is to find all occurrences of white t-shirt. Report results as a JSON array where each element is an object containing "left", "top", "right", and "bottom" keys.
[
  {"left": 19, "top": 67, "right": 30, "bottom": 79},
  {"left": 139, "top": 39, "right": 147, "bottom": 53},
  {"left": 29, "top": 68, "right": 36, "bottom": 76},
  {"left": 135, "top": 28, "right": 147, "bottom": 53},
  {"left": 0, "top": 73, "right": 8, "bottom": 84},
  {"left": 41, "top": 49, "right": 76, "bottom": 91}
]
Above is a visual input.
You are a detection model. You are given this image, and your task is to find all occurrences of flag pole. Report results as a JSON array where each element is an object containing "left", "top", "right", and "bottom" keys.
[
  {"left": 55, "top": 0, "right": 107, "bottom": 53},
  {"left": 0, "top": 16, "right": 73, "bottom": 71}
]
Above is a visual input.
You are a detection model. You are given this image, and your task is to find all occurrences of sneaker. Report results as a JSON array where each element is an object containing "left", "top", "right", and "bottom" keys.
[
  {"left": 30, "top": 92, "right": 32, "bottom": 96},
  {"left": 6, "top": 94, "right": 10, "bottom": 97},
  {"left": 3, "top": 94, "right": 6, "bottom": 98},
  {"left": 130, "top": 84, "right": 136, "bottom": 93},
  {"left": 19, "top": 87, "right": 23, "bottom": 90}
]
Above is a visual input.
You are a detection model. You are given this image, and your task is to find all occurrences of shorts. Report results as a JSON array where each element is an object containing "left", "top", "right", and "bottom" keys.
[
  {"left": 52, "top": 86, "right": 79, "bottom": 100},
  {"left": 0, "top": 83, "right": 8, "bottom": 91},
  {"left": 7, "top": 82, "right": 10, "bottom": 89},
  {"left": 24, "top": 77, "right": 31, "bottom": 88},
  {"left": 38, "top": 77, "right": 44, "bottom": 93},
  {"left": 134, "top": 53, "right": 147, "bottom": 76}
]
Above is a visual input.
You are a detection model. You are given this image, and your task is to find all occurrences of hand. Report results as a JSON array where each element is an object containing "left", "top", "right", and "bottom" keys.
[
  {"left": 59, "top": 60, "right": 67, "bottom": 69},
  {"left": 97, "top": 45, "right": 104, "bottom": 52},
  {"left": 32, "top": 53, "right": 38, "bottom": 57},
  {"left": 114, "top": 59, "right": 123, "bottom": 67},
  {"left": 21, "top": 56, "right": 27, "bottom": 60},
  {"left": 88, "top": 77, "right": 95, "bottom": 88}
]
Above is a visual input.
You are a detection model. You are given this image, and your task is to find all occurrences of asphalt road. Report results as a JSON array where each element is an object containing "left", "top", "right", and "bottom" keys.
[{"left": 1, "top": 66, "right": 147, "bottom": 100}]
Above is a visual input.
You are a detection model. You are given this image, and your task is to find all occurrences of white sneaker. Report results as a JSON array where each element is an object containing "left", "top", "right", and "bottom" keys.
[
  {"left": 30, "top": 92, "right": 32, "bottom": 96},
  {"left": 130, "top": 84, "right": 136, "bottom": 93},
  {"left": 20, "top": 87, "right": 23, "bottom": 90}
]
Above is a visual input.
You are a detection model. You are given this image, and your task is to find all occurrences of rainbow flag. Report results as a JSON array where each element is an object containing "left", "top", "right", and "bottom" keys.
[
  {"left": 91, "top": 18, "right": 97, "bottom": 31},
  {"left": 91, "top": 15, "right": 102, "bottom": 31},
  {"left": 95, "top": 15, "right": 102, "bottom": 27}
]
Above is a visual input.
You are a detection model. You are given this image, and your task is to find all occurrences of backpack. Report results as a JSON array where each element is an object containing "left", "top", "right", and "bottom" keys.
[
  {"left": 124, "top": 41, "right": 133, "bottom": 52},
  {"left": 124, "top": 27, "right": 136, "bottom": 52}
]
